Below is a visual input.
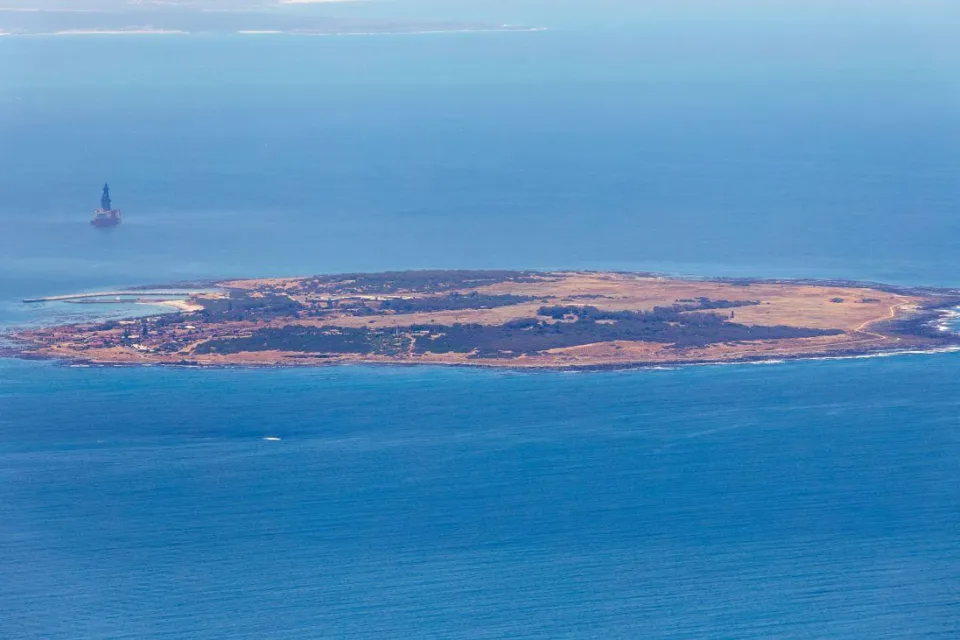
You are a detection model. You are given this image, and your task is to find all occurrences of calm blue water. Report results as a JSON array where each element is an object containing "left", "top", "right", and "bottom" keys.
[
  {"left": 2, "top": 356, "right": 959, "bottom": 638},
  {"left": 2, "top": 26, "right": 960, "bottom": 316},
  {"left": 2, "top": 18, "right": 960, "bottom": 638}
]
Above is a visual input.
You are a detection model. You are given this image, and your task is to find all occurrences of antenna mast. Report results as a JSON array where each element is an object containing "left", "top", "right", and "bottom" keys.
[{"left": 100, "top": 183, "right": 112, "bottom": 210}]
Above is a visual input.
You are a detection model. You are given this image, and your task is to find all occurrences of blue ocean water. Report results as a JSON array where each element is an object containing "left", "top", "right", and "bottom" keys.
[
  {"left": 2, "top": 26, "right": 960, "bottom": 319},
  {"left": 1, "top": 356, "right": 959, "bottom": 638},
  {"left": 2, "top": 18, "right": 960, "bottom": 638}
]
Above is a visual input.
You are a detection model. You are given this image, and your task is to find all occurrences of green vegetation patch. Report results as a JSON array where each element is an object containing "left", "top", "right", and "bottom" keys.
[
  {"left": 305, "top": 270, "right": 540, "bottom": 295},
  {"left": 196, "top": 291, "right": 303, "bottom": 322},
  {"left": 413, "top": 304, "right": 839, "bottom": 358},
  {"left": 190, "top": 300, "right": 840, "bottom": 359},
  {"left": 380, "top": 292, "right": 537, "bottom": 313},
  {"left": 195, "top": 326, "right": 408, "bottom": 356}
]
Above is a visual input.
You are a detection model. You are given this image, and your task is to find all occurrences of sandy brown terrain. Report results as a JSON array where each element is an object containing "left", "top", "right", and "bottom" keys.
[{"left": 9, "top": 271, "right": 958, "bottom": 370}]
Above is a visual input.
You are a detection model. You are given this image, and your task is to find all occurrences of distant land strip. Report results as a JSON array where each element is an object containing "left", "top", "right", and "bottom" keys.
[{"left": 7, "top": 271, "right": 960, "bottom": 370}]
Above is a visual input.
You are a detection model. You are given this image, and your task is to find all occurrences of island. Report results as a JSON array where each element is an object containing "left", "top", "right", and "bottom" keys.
[{"left": 8, "top": 271, "right": 960, "bottom": 370}]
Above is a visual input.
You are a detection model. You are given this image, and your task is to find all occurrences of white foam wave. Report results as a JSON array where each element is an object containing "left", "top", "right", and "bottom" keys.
[{"left": 933, "top": 308, "right": 960, "bottom": 333}]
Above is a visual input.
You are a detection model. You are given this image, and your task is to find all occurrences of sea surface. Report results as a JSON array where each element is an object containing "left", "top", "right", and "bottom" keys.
[
  {"left": 1, "top": 15, "right": 960, "bottom": 639},
  {"left": 2, "top": 356, "right": 959, "bottom": 638}
]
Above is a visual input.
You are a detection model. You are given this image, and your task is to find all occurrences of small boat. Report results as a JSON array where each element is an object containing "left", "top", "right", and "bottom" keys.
[{"left": 91, "top": 183, "right": 121, "bottom": 227}]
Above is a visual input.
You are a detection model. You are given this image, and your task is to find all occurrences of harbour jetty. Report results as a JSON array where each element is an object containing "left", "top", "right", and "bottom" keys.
[{"left": 23, "top": 291, "right": 203, "bottom": 304}]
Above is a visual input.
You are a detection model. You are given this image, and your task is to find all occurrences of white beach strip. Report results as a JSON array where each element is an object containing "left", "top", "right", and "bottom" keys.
[{"left": 139, "top": 299, "right": 204, "bottom": 312}]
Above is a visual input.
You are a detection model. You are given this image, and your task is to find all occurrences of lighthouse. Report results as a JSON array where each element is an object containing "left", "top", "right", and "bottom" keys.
[{"left": 91, "top": 183, "right": 122, "bottom": 227}]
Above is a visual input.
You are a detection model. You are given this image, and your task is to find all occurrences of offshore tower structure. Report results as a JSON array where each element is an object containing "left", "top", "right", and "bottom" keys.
[{"left": 91, "top": 183, "right": 121, "bottom": 227}]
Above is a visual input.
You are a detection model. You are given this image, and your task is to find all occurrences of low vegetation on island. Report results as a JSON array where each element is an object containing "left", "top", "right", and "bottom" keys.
[{"left": 9, "top": 270, "right": 960, "bottom": 369}]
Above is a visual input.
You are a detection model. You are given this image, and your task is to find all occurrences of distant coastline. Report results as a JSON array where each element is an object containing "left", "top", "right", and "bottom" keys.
[
  {"left": 4, "top": 27, "right": 546, "bottom": 37},
  {"left": 7, "top": 271, "right": 960, "bottom": 371},
  {"left": 0, "top": 6, "right": 544, "bottom": 39}
]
